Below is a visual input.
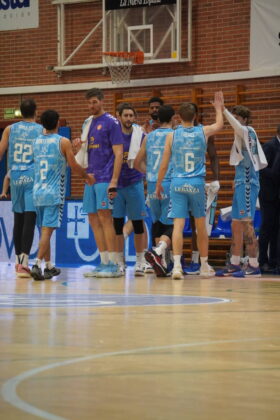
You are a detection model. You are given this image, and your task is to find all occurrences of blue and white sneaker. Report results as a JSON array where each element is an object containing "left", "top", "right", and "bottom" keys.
[
  {"left": 96, "top": 262, "right": 122, "bottom": 278},
  {"left": 233, "top": 264, "right": 261, "bottom": 278},
  {"left": 83, "top": 263, "right": 106, "bottom": 277},
  {"left": 184, "top": 261, "right": 200, "bottom": 275},
  {"left": 215, "top": 264, "right": 242, "bottom": 277}
]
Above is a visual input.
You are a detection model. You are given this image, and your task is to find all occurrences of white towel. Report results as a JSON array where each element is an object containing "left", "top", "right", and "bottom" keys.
[
  {"left": 224, "top": 108, "right": 267, "bottom": 171},
  {"left": 127, "top": 124, "right": 144, "bottom": 168},
  {"left": 205, "top": 182, "right": 219, "bottom": 236},
  {"left": 75, "top": 116, "right": 93, "bottom": 168}
]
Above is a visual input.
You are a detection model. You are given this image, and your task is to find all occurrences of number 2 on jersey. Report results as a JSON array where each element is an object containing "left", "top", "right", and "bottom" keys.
[{"left": 40, "top": 160, "right": 48, "bottom": 180}]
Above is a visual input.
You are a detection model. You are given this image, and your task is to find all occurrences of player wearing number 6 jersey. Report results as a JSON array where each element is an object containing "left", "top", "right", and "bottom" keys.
[
  {"left": 155, "top": 92, "right": 224, "bottom": 279},
  {"left": 0, "top": 99, "right": 43, "bottom": 278},
  {"left": 31, "top": 110, "right": 94, "bottom": 281}
]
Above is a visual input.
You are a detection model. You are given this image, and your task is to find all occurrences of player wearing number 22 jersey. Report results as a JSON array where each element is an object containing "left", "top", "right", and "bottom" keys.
[{"left": 8, "top": 120, "right": 43, "bottom": 213}]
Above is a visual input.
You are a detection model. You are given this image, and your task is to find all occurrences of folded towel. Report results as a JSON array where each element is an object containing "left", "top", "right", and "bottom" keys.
[
  {"left": 75, "top": 116, "right": 93, "bottom": 168},
  {"left": 127, "top": 124, "right": 144, "bottom": 168}
]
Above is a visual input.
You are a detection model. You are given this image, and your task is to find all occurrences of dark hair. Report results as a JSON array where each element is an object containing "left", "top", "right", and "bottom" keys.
[
  {"left": 40, "top": 110, "right": 59, "bottom": 130},
  {"left": 148, "top": 96, "right": 164, "bottom": 106},
  {"left": 158, "top": 105, "right": 175, "bottom": 123},
  {"left": 20, "top": 99, "right": 37, "bottom": 118},
  {"left": 85, "top": 88, "right": 104, "bottom": 100},
  {"left": 232, "top": 105, "right": 251, "bottom": 122},
  {"left": 178, "top": 102, "right": 197, "bottom": 122},
  {"left": 117, "top": 102, "right": 136, "bottom": 116},
  {"left": 118, "top": 103, "right": 136, "bottom": 116},
  {"left": 277, "top": 125, "right": 280, "bottom": 135}
]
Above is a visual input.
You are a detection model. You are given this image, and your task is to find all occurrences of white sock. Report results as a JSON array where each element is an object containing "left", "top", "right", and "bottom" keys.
[
  {"left": 192, "top": 250, "right": 200, "bottom": 264},
  {"left": 15, "top": 255, "right": 21, "bottom": 265},
  {"left": 21, "top": 253, "right": 29, "bottom": 267},
  {"left": 173, "top": 255, "right": 182, "bottom": 269},
  {"left": 200, "top": 256, "right": 208, "bottom": 270},
  {"left": 136, "top": 252, "right": 145, "bottom": 265},
  {"left": 45, "top": 261, "right": 54, "bottom": 270},
  {"left": 115, "top": 252, "right": 124, "bottom": 265},
  {"left": 231, "top": 255, "right": 240, "bottom": 266},
  {"left": 35, "top": 258, "right": 42, "bottom": 268},
  {"left": 100, "top": 251, "right": 109, "bottom": 264},
  {"left": 108, "top": 252, "right": 116, "bottom": 264},
  {"left": 155, "top": 241, "right": 167, "bottom": 256},
  {"left": 249, "top": 257, "right": 259, "bottom": 268}
]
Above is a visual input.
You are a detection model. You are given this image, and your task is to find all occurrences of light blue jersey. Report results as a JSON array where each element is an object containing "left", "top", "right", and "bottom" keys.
[
  {"left": 33, "top": 133, "right": 67, "bottom": 206},
  {"left": 234, "top": 127, "right": 259, "bottom": 186},
  {"left": 171, "top": 125, "right": 206, "bottom": 184},
  {"left": 146, "top": 128, "right": 173, "bottom": 182},
  {"left": 8, "top": 121, "right": 43, "bottom": 171}
]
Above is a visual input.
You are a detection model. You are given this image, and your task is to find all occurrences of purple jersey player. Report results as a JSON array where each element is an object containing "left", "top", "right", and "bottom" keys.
[
  {"left": 74, "top": 88, "right": 123, "bottom": 278},
  {"left": 113, "top": 104, "right": 147, "bottom": 276}
]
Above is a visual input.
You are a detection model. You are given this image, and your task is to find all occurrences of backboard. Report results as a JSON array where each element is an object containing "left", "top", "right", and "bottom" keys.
[{"left": 103, "top": 0, "right": 191, "bottom": 64}]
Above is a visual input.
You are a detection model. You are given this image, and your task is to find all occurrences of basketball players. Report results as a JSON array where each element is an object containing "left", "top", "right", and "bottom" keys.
[
  {"left": 216, "top": 105, "right": 267, "bottom": 277},
  {"left": 113, "top": 104, "right": 146, "bottom": 275},
  {"left": 134, "top": 105, "right": 175, "bottom": 276},
  {"left": 74, "top": 88, "right": 123, "bottom": 278},
  {"left": 155, "top": 92, "right": 224, "bottom": 279},
  {"left": 31, "top": 110, "right": 94, "bottom": 280},
  {"left": 0, "top": 99, "right": 43, "bottom": 277}
]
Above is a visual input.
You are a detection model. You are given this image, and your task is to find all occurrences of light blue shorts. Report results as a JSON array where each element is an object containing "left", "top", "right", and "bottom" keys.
[
  {"left": 83, "top": 183, "right": 112, "bottom": 214},
  {"left": 147, "top": 181, "right": 173, "bottom": 225},
  {"left": 232, "top": 183, "right": 259, "bottom": 220},
  {"left": 168, "top": 179, "right": 206, "bottom": 219},
  {"left": 113, "top": 181, "right": 146, "bottom": 220},
  {"left": 36, "top": 204, "right": 64, "bottom": 228},
  {"left": 10, "top": 169, "right": 35, "bottom": 213}
]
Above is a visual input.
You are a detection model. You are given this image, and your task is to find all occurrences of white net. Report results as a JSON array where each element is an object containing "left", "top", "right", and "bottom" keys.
[{"left": 103, "top": 54, "right": 134, "bottom": 85}]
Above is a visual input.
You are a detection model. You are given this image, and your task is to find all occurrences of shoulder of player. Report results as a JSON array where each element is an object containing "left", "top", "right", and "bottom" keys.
[{"left": 103, "top": 113, "right": 120, "bottom": 126}]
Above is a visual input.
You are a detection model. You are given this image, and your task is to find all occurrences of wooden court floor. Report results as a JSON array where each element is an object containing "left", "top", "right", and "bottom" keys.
[{"left": 0, "top": 263, "right": 279, "bottom": 420}]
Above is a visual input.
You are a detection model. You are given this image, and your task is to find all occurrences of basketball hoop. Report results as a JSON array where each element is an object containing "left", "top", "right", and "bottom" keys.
[{"left": 102, "top": 51, "right": 144, "bottom": 85}]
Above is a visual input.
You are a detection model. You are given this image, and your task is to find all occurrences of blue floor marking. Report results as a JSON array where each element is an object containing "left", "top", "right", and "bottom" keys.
[{"left": 0, "top": 294, "right": 230, "bottom": 308}]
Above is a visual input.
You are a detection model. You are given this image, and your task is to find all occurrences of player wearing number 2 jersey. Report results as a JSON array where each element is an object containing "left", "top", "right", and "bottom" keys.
[
  {"left": 0, "top": 99, "right": 43, "bottom": 278},
  {"left": 31, "top": 110, "right": 94, "bottom": 281},
  {"left": 155, "top": 92, "right": 224, "bottom": 279}
]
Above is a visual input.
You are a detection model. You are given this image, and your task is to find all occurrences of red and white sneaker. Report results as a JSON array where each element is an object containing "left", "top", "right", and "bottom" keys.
[
  {"left": 145, "top": 249, "right": 167, "bottom": 277},
  {"left": 16, "top": 264, "right": 32, "bottom": 278}
]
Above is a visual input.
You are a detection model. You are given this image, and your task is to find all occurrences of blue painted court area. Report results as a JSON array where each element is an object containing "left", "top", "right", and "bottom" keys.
[{"left": 0, "top": 294, "right": 230, "bottom": 308}]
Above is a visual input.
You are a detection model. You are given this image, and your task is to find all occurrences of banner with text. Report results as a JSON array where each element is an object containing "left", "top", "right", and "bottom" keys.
[
  {"left": 250, "top": 0, "right": 280, "bottom": 70},
  {"left": 0, "top": 0, "right": 39, "bottom": 31},
  {"left": 0, "top": 200, "right": 152, "bottom": 267},
  {"left": 105, "top": 0, "right": 176, "bottom": 11}
]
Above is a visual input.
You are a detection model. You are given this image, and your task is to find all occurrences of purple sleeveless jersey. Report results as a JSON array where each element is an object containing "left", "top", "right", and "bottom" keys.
[{"left": 118, "top": 132, "right": 144, "bottom": 188}]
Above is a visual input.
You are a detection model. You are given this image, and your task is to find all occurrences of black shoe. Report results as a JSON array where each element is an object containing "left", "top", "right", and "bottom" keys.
[
  {"left": 31, "top": 265, "right": 45, "bottom": 281},
  {"left": 44, "top": 266, "right": 61, "bottom": 279},
  {"left": 260, "top": 263, "right": 276, "bottom": 274}
]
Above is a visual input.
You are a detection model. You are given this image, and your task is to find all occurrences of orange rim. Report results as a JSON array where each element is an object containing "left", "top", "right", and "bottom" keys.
[{"left": 102, "top": 51, "right": 144, "bottom": 65}]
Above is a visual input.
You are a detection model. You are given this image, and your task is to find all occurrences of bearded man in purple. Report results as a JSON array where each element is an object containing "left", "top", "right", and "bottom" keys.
[
  {"left": 113, "top": 104, "right": 146, "bottom": 276},
  {"left": 75, "top": 88, "right": 123, "bottom": 278}
]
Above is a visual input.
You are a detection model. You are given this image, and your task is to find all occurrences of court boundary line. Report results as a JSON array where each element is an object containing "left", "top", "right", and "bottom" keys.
[{"left": 1, "top": 337, "right": 279, "bottom": 420}]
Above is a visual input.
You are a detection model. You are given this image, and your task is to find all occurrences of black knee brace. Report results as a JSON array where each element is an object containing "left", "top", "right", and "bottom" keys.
[
  {"left": 132, "top": 219, "right": 144, "bottom": 234},
  {"left": 160, "top": 223, "right": 173, "bottom": 240},
  {"left": 152, "top": 221, "right": 161, "bottom": 245},
  {"left": 113, "top": 217, "right": 125, "bottom": 235}
]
